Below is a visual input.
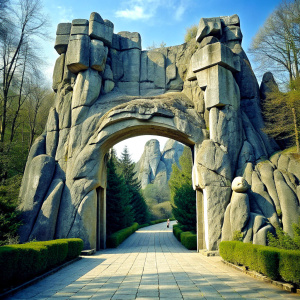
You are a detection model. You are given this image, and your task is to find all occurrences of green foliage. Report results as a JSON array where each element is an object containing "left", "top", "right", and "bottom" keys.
[
  {"left": 106, "top": 149, "right": 134, "bottom": 235},
  {"left": 173, "top": 224, "right": 184, "bottom": 241},
  {"left": 169, "top": 147, "right": 196, "bottom": 232},
  {"left": 267, "top": 218, "right": 300, "bottom": 250},
  {"left": 232, "top": 230, "right": 244, "bottom": 242},
  {"left": 142, "top": 181, "right": 172, "bottom": 220},
  {"left": 220, "top": 241, "right": 300, "bottom": 285},
  {"left": 107, "top": 222, "right": 139, "bottom": 248},
  {"left": 278, "top": 250, "right": 300, "bottom": 285},
  {"left": 180, "top": 231, "right": 197, "bottom": 250},
  {"left": 149, "top": 201, "right": 172, "bottom": 220},
  {"left": 0, "top": 175, "right": 23, "bottom": 245},
  {"left": 220, "top": 241, "right": 280, "bottom": 280},
  {"left": 0, "top": 238, "right": 83, "bottom": 291},
  {"left": 118, "top": 146, "right": 149, "bottom": 224},
  {"left": 143, "top": 182, "right": 170, "bottom": 204},
  {"left": 184, "top": 24, "right": 198, "bottom": 43}
]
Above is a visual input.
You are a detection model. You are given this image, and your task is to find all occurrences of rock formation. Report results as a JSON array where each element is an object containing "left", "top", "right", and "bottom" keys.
[
  {"left": 135, "top": 139, "right": 184, "bottom": 189},
  {"left": 18, "top": 12, "right": 300, "bottom": 251}
]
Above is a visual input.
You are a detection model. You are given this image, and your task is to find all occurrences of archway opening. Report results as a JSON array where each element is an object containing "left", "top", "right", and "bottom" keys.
[{"left": 97, "top": 129, "right": 204, "bottom": 252}]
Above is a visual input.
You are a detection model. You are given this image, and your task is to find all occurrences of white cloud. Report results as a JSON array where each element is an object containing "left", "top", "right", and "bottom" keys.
[
  {"left": 115, "top": 5, "right": 152, "bottom": 20},
  {"left": 115, "top": 0, "right": 190, "bottom": 21},
  {"left": 174, "top": 4, "right": 186, "bottom": 21},
  {"left": 57, "top": 6, "right": 74, "bottom": 23}
]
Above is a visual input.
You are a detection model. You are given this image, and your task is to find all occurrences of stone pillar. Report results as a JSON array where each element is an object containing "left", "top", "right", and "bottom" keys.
[
  {"left": 192, "top": 16, "right": 243, "bottom": 250},
  {"left": 196, "top": 189, "right": 205, "bottom": 250}
]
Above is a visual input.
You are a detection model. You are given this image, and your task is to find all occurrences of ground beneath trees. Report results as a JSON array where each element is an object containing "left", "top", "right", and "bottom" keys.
[{"left": 6, "top": 222, "right": 298, "bottom": 299}]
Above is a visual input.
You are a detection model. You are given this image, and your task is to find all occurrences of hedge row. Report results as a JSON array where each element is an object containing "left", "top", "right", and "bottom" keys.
[
  {"left": 0, "top": 238, "right": 83, "bottom": 291},
  {"left": 219, "top": 241, "right": 300, "bottom": 285},
  {"left": 107, "top": 223, "right": 139, "bottom": 248},
  {"left": 173, "top": 225, "right": 197, "bottom": 250}
]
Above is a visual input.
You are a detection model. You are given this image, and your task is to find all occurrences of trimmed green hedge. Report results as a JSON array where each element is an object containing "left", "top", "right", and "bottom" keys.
[
  {"left": 107, "top": 222, "right": 139, "bottom": 248},
  {"left": 220, "top": 241, "right": 300, "bottom": 285},
  {"left": 181, "top": 231, "right": 197, "bottom": 250},
  {"left": 173, "top": 225, "right": 197, "bottom": 250},
  {"left": 173, "top": 224, "right": 183, "bottom": 241},
  {"left": 0, "top": 238, "right": 83, "bottom": 291}
]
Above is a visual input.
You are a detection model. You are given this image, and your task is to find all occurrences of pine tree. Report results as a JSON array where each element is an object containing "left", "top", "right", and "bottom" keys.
[
  {"left": 119, "top": 146, "right": 149, "bottom": 224},
  {"left": 106, "top": 149, "right": 134, "bottom": 235},
  {"left": 169, "top": 147, "right": 196, "bottom": 231}
]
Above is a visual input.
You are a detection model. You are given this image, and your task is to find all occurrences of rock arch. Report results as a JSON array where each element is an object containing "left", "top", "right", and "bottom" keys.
[{"left": 18, "top": 12, "right": 300, "bottom": 251}]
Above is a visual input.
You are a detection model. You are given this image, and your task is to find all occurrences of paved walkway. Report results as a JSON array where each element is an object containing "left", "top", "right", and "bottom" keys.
[{"left": 6, "top": 221, "right": 300, "bottom": 299}]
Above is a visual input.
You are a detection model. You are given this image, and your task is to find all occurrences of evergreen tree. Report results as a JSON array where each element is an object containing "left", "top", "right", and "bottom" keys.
[
  {"left": 169, "top": 147, "right": 196, "bottom": 231},
  {"left": 106, "top": 149, "right": 134, "bottom": 235},
  {"left": 119, "top": 146, "right": 149, "bottom": 224}
]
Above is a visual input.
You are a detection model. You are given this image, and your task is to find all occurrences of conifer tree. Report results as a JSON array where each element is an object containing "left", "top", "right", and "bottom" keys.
[
  {"left": 169, "top": 147, "right": 196, "bottom": 231},
  {"left": 119, "top": 146, "right": 149, "bottom": 224},
  {"left": 106, "top": 149, "right": 134, "bottom": 235}
]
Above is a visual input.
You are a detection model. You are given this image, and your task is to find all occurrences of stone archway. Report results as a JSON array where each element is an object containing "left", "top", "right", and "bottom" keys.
[{"left": 18, "top": 12, "right": 300, "bottom": 251}]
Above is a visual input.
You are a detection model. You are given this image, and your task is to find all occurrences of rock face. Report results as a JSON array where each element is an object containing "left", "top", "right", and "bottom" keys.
[
  {"left": 135, "top": 139, "right": 184, "bottom": 189},
  {"left": 18, "top": 12, "right": 300, "bottom": 252}
]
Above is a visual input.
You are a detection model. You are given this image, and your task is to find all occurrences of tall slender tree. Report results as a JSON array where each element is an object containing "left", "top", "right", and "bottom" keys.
[
  {"left": 119, "top": 146, "right": 149, "bottom": 224},
  {"left": 106, "top": 149, "right": 134, "bottom": 235},
  {"left": 169, "top": 147, "right": 196, "bottom": 231}
]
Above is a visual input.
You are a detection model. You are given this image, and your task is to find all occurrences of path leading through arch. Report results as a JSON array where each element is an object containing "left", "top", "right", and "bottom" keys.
[{"left": 6, "top": 222, "right": 298, "bottom": 300}]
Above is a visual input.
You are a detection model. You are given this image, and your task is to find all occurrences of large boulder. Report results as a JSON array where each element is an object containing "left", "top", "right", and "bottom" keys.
[{"left": 19, "top": 155, "right": 56, "bottom": 242}]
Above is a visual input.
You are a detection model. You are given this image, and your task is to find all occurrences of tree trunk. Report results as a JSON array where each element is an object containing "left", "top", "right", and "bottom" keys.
[{"left": 292, "top": 107, "right": 299, "bottom": 153}]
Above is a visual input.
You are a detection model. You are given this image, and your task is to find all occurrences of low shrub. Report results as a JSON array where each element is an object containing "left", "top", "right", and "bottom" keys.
[
  {"left": 107, "top": 223, "right": 139, "bottom": 248},
  {"left": 173, "top": 224, "right": 183, "bottom": 241},
  {"left": 180, "top": 231, "right": 197, "bottom": 250},
  {"left": 220, "top": 241, "right": 300, "bottom": 283},
  {"left": 278, "top": 249, "right": 300, "bottom": 286},
  {"left": 58, "top": 238, "right": 83, "bottom": 260},
  {"left": 0, "top": 238, "right": 83, "bottom": 292}
]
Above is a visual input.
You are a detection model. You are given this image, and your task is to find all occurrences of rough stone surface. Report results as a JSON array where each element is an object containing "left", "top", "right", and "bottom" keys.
[
  {"left": 196, "top": 17, "right": 222, "bottom": 42},
  {"left": 197, "top": 65, "right": 240, "bottom": 109},
  {"left": 52, "top": 54, "right": 65, "bottom": 91},
  {"left": 118, "top": 31, "right": 141, "bottom": 50},
  {"left": 29, "top": 179, "right": 64, "bottom": 241},
  {"left": 251, "top": 171, "right": 279, "bottom": 228},
  {"left": 72, "top": 69, "right": 102, "bottom": 108},
  {"left": 274, "top": 169, "right": 300, "bottom": 236},
  {"left": 90, "top": 40, "right": 108, "bottom": 71},
  {"left": 66, "top": 35, "right": 90, "bottom": 73},
  {"left": 89, "top": 17, "right": 113, "bottom": 46},
  {"left": 231, "top": 177, "right": 249, "bottom": 192},
  {"left": 253, "top": 224, "right": 275, "bottom": 246},
  {"left": 121, "top": 49, "right": 141, "bottom": 82},
  {"left": 260, "top": 72, "right": 278, "bottom": 100},
  {"left": 221, "top": 203, "right": 232, "bottom": 241},
  {"left": 192, "top": 42, "right": 240, "bottom": 73},
  {"left": 19, "top": 155, "right": 56, "bottom": 242},
  {"left": 135, "top": 139, "right": 184, "bottom": 189},
  {"left": 54, "top": 35, "right": 70, "bottom": 55},
  {"left": 56, "top": 23, "right": 71, "bottom": 35},
  {"left": 205, "top": 186, "right": 231, "bottom": 250},
  {"left": 257, "top": 160, "right": 281, "bottom": 212},
  {"left": 230, "top": 191, "right": 250, "bottom": 233}
]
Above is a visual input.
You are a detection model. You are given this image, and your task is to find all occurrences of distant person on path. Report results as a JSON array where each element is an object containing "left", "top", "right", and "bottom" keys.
[{"left": 167, "top": 219, "right": 170, "bottom": 228}]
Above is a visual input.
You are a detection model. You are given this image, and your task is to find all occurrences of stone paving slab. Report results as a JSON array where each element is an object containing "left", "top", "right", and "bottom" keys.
[{"left": 5, "top": 221, "right": 300, "bottom": 299}]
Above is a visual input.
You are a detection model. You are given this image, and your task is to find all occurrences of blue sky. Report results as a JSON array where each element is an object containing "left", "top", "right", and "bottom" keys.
[{"left": 41, "top": 0, "right": 283, "bottom": 160}]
